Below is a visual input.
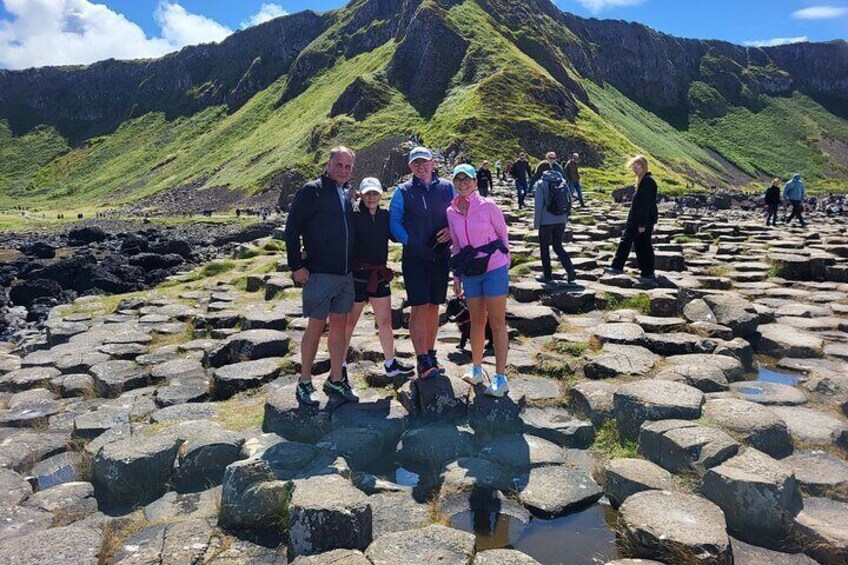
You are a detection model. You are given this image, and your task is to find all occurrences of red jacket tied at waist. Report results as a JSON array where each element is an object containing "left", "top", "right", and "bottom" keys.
[{"left": 353, "top": 261, "right": 394, "bottom": 293}]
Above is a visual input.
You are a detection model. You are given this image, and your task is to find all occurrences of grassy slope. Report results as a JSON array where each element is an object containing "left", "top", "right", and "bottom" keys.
[{"left": 2, "top": 0, "right": 848, "bottom": 208}]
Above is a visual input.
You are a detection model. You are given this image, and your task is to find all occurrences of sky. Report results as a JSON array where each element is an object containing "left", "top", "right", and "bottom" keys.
[{"left": 0, "top": 0, "right": 846, "bottom": 70}]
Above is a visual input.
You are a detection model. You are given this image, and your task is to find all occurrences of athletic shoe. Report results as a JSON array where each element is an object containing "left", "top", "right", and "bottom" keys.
[
  {"left": 417, "top": 359, "right": 440, "bottom": 380},
  {"left": 604, "top": 267, "right": 624, "bottom": 275},
  {"left": 296, "top": 381, "right": 320, "bottom": 407},
  {"left": 567, "top": 270, "right": 577, "bottom": 283},
  {"left": 485, "top": 373, "right": 510, "bottom": 397},
  {"left": 535, "top": 275, "right": 552, "bottom": 283},
  {"left": 463, "top": 366, "right": 487, "bottom": 386},
  {"left": 385, "top": 358, "right": 415, "bottom": 377},
  {"left": 323, "top": 376, "right": 359, "bottom": 403},
  {"left": 430, "top": 352, "right": 447, "bottom": 376}
]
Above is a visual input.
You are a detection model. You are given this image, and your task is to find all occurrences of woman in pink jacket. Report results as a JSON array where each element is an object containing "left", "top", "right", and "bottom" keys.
[{"left": 447, "top": 164, "right": 511, "bottom": 397}]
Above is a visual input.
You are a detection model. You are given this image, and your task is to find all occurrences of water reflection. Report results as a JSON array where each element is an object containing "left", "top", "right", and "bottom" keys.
[{"left": 757, "top": 366, "right": 803, "bottom": 386}]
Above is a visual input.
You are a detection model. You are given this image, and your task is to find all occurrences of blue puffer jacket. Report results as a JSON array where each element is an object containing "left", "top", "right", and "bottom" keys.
[
  {"left": 389, "top": 174, "right": 455, "bottom": 262},
  {"left": 783, "top": 174, "right": 806, "bottom": 201}
]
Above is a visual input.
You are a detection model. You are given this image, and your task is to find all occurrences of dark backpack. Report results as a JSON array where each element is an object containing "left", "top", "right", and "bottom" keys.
[{"left": 542, "top": 171, "right": 571, "bottom": 216}]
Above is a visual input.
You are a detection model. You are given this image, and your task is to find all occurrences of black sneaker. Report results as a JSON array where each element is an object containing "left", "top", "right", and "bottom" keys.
[
  {"left": 323, "top": 376, "right": 359, "bottom": 403},
  {"left": 385, "top": 358, "right": 414, "bottom": 377},
  {"left": 567, "top": 270, "right": 577, "bottom": 283},
  {"left": 417, "top": 360, "right": 440, "bottom": 380},
  {"left": 430, "top": 353, "right": 447, "bottom": 376},
  {"left": 296, "top": 381, "right": 320, "bottom": 407}
]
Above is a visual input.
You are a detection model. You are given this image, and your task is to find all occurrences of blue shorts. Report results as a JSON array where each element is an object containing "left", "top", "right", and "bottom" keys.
[
  {"left": 402, "top": 256, "right": 450, "bottom": 306},
  {"left": 462, "top": 265, "right": 509, "bottom": 299}
]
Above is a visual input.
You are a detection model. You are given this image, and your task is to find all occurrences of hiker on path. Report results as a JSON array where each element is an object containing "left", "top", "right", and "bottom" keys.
[
  {"left": 607, "top": 155, "right": 658, "bottom": 281},
  {"left": 495, "top": 159, "right": 504, "bottom": 181},
  {"left": 511, "top": 152, "right": 532, "bottom": 210},
  {"left": 285, "top": 146, "right": 359, "bottom": 406},
  {"left": 533, "top": 167, "right": 576, "bottom": 283},
  {"left": 447, "top": 164, "right": 511, "bottom": 397},
  {"left": 389, "top": 147, "right": 455, "bottom": 380},
  {"left": 477, "top": 161, "right": 493, "bottom": 197},
  {"left": 783, "top": 173, "right": 807, "bottom": 227},
  {"left": 530, "top": 151, "right": 564, "bottom": 188},
  {"left": 765, "top": 178, "right": 781, "bottom": 226},
  {"left": 343, "top": 177, "right": 415, "bottom": 380},
  {"left": 564, "top": 153, "right": 585, "bottom": 207}
]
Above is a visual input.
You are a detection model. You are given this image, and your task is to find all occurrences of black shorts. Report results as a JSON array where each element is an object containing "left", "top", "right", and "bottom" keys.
[
  {"left": 402, "top": 256, "right": 450, "bottom": 307},
  {"left": 354, "top": 279, "right": 391, "bottom": 303}
]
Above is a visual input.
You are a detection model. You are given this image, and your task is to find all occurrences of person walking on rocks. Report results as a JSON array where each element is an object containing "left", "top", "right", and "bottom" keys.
[
  {"left": 511, "top": 152, "right": 532, "bottom": 210},
  {"left": 765, "top": 178, "right": 781, "bottom": 226},
  {"left": 477, "top": 161, "right": 493, "bottom": 198},
  {"left": 530, "top": 151, "right": 564, "bottom": 188},
  {"left": 285, "top": 146, "right": 359, "bottom": 406},
  {"left": 495, "top": 159, "right": 504, "bottom": 181},
  {"left": 782, "top": 173, "right": 807, "bottom": 227},
  {"left": 608, "top": 155, "right": 658, "bottom": 281},
  {"left": 447, "top": 164, "right": 511, "bottom": 397},
  {"left": 533, "top": 167, "right": 576, "bottom": 284},
  {"left": 389, "top": 147, "right": 455, "bottom": 380},
  {"left": 564, "top": 153, "right": 585, "bottom": 207},
  {"left": 343, "top": 177, "right": 415, "bottom": 379}
]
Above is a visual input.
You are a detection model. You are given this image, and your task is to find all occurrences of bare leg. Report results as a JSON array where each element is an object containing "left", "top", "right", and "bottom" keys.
[
  {"left": 484, "top": 295, "right": 509, "bottom": 374},
  {"left": 426, "top": 304, "right": 440, "bottom": 352},
  {"left": 369, "top": 296, "right": 395, "bottom": 361},
  {"left": 409, "top": 305, "right": 428, "bottom": 355},
  {"left": 343, "top": 302, "right": 367, "bottom": 363},
  {"left": 327, "top": 313, "right": 348, "bottom": 382},
  {"left": 300, "top": 317, "right": 326, "bottom": 382},
  {"left": 466, "top": 297, "right": 487, "bottom": 368}
]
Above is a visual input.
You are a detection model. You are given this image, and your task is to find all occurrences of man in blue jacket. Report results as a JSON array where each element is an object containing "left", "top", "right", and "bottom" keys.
[
  {"left": 782, "top": 173, "right": 807, "bottom": 227},
  {"left": 389, "top": 147, "right": 455, "bottom": 379},
  {"left": 285, "top": 146, "right": 359, "bottom": 406}
]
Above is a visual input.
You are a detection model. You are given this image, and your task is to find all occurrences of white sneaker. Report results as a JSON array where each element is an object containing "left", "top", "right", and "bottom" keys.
[
  {"left": 463, "top": 366, "right": 487, "bottom": 386},
  {"left": 485, "top": 374, "right": 510, "bottom": 397}
]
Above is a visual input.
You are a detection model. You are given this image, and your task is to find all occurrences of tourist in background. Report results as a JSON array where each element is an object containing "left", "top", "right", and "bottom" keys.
[
  {"left": 765, "top": 178, "right": 781, "bottom": 226},
  {"left": 343, "top": 177, "right": 414, "bottom": 380},
  {"left": 533, "top": 167, "right": 577, "bottom": 284},
  {"left": 607, "top": 155, "right": 658, "bottom": 281},
  {"left": 447, "top": 164, "right": 511, "bottom": 397},
  {"left": 783, "top": 173, "right": 807, "bottom": 227},
  {"left": 530, "top": 151, "right": 564, "bottom": 188},
  {"left": 495, "top": 159, "right": 504, "bottom": 181},
  {"left": 477, "top": 160, "right": 493, "bottom": 197},
  {"left": 564, "top": 153, "right": 585, "bottom": 207},
  {"left": 511, "top": 152, "right": 532, "bottom": 210}
]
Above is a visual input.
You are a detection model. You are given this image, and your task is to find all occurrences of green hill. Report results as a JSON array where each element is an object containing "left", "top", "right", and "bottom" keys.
[{"left": 1, "top": 0, "right": 846, "bottom": 209}]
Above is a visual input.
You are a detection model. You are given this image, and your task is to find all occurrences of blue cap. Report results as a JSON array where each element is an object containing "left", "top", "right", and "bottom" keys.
[
  {"left": 452, "top": 164, "right": 477, "bottom": 179},
  {"left": 408, "top": 146, "right": 434, "bottom": 163}
]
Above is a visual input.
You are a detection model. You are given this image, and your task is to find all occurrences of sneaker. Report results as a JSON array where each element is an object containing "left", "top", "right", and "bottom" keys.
[
  {"left": 605, "top": 267, "right": 624, "bottom": 275},
  {"left": 323, "top": 376, "right": 359, "bottom": 403},
  {"left": 535, "top": 275, "right": 552, "bottom": 283},
  {"left": 296, "top": 381, "right": 320, "bottom": 407},
  {"left": 485, "top": 373, "right": 510, "bottom": 397},
  {"left": 417, "top": 362, "right": 440, "bottom": 379},
  {"left": 430, "top": 352, "right": 446, "bottom": 376},
  {"left": 567, "top": 270, "right": 577, "bottom": 284},
  {"left": 385, "top": 358, "right": 414, "bottom": 377},
  {"left": 463, "top": 366, "right": 487, "bottom": 386}
]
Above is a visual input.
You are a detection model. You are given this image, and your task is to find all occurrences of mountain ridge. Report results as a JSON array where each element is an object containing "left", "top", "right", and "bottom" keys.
[{"left": 1, "top": 0, "right": 846, "bottom": 208}]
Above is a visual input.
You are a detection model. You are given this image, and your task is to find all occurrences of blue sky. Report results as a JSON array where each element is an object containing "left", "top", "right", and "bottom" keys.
[{"left": 1, "top": 0, "right": 846, "bottom": 69}]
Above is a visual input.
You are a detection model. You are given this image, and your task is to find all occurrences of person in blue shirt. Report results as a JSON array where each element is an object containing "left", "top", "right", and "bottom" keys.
[
  {"left": 782, "top": 173, "right": 807, "bottom": 227},
  {"left": 389, "top": 147, "right": 455, "bottom": 379}
]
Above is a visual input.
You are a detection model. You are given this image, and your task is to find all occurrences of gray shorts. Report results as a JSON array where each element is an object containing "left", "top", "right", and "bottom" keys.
[{"left": 302, "top": 272, "right": 355, "bottom": 320}]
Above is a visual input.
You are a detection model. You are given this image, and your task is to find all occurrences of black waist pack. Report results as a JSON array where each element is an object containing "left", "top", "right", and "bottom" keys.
[{"left": 450, "top": 239, "right": 509, "bottom": 278}]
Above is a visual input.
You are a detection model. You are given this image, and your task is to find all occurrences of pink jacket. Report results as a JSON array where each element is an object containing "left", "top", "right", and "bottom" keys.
[{"left": 447, "top": 191, "right": 510, "bottom": 276}]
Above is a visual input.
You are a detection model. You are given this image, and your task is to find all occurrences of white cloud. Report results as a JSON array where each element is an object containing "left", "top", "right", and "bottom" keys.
[
  {"left": 241, "top": 3, "right": 289, "bottom": 29},
  {"left": 576, "top": 0, "right": 646, "bottom": 14},
  {"left": 0, "top": 0, "right": 233, "bottom": 70},
  {"left": 743, "top": 36, "right": 808, "bottom": 47},
  {"left": 792, "top": 6, "right": 848, "bottom": 19}
]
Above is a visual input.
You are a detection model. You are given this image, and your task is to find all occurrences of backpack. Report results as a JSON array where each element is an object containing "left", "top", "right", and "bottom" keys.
[{"left": 542, "top": 170, "right": 571, "bottom": 216}]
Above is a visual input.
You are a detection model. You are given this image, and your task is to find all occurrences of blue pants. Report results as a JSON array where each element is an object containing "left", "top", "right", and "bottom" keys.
[
  {"left": 515, "top": 179, "right": 528, "bottom": 209},
  {"left": 568, "top": 181, "right": 585, "bottom": 206}
]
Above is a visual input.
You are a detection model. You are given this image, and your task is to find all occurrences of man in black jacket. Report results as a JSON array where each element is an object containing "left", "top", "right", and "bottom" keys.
[
  {"left": 512, "top": 152, "right": 532, "bottom": 209},
  {"left": 285, "top": 146, "right": 359, "bottom": 405}
]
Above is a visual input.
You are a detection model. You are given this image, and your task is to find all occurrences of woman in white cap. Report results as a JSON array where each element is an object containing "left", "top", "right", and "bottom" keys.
[
  {"left": 447, "top": 164, "right": 511, "bottom": 397},
  {"left": 343, "top": 177, "right": 414, "bottom": 378}
]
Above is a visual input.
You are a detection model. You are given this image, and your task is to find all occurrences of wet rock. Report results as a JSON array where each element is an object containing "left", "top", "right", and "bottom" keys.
[
  {"left": 613, "top": 379, "right": 705, "bottom": 440},
  {"left": 602, "top": 458, "right": 676, "bottom": 507},
  {"left": 288, "top": 474, "right": 372, "bottom": 557},
  {"left": 515, "top": 465, "right": 602, "bottom": 518},
  {"left": 702, "top": 448, "right": 802, "bottom": 548},
  {"left": 729, "top": 381, "right": 807, "bottom": 406},
  {"left": 211, "top": 357, "right": 283, "bottom": 400},
  {"left": 793, "top": 497, "right": 848, "bottom": 565},
  {"left": 365, "top": 524, "right": 475, "bottom": 565},
  {"left": 206, "top": 329, "right": 291, "bottom": 367},
  {"left": 30, "top": 451, "right": 82, "bottom": 490},
  {"left": 782, "top": 450, "right": 848, "bottom": 500},
  {"left": 703, "top": 398, "right": 793, "bottom": 458},
  {"left": 0, "top": 525, "right": 102, "bottom": 564},
  {"left": 638, "top": 419, "right": 739, "bottom": 475},
  {"left": 618, "top": 490, "right": 732, "bottom": 563}
]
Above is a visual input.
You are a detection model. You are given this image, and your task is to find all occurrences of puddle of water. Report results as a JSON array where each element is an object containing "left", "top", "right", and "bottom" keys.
[
  {"left": 451, "top": 503, "right": 620, "bottom": 565},
  {"left": 394, "top": 466, "right": 420, "bottom": 487},
  {"left": 757, "top": 366, "right": 803, "bottom": 387}
]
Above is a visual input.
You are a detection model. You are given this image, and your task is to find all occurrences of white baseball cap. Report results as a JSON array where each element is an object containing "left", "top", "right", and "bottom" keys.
[
  {"left": 359, "top": 177, "right": 383, "bottom": 194},
  {"left": 408, "top": 146, "right": 434, "bottom": 163}
]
